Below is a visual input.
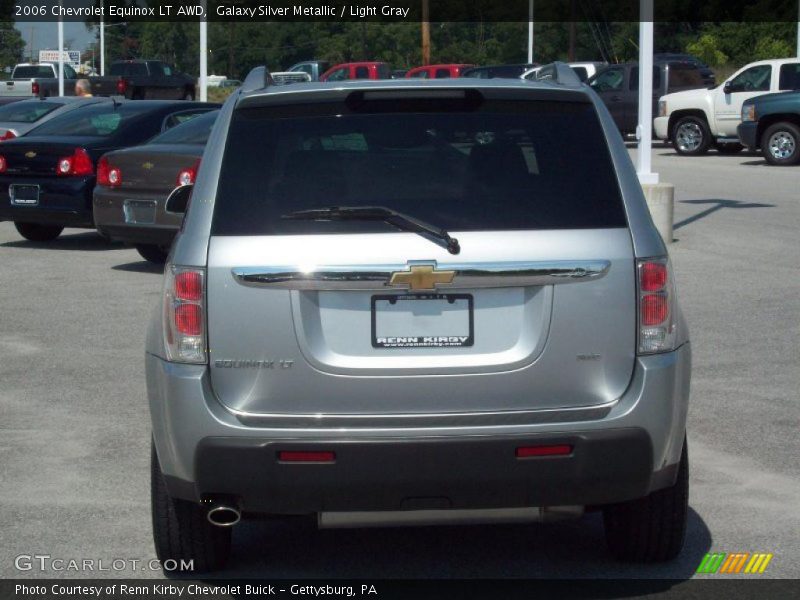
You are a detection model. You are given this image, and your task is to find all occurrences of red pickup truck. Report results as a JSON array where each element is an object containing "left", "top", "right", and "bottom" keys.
[
  {"left": 320, "top": 62, "right": 392, "bottom": 82},
  {"left": 405, "top": 64, "right": 475, "bottom": 79}
]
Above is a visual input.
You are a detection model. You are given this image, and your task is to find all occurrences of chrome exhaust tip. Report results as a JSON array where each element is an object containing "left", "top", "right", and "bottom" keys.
[{"left": 206, "top": 505, "right": 241, "bottom": 527}]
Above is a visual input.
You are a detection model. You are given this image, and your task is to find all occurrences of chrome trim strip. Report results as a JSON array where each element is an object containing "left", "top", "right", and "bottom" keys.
[
  {"left": 231, "top": 260, "right": 611, "bottom": 290},
  {"left": 229, "top": 399, "right": 617, "bottom": 428}
]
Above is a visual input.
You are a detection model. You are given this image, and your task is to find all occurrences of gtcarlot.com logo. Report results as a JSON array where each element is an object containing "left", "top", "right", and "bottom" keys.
[
  {"left": 14, "top": 554, "right": 193, "bottom": 573},
  {"left": 696, "top": 552, "right": 773, "bottom": 574}
]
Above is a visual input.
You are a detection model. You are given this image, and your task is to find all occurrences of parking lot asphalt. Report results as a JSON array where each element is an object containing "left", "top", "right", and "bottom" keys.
[{"left": 0, "top": 145, "right": 797, "bottom": 581}]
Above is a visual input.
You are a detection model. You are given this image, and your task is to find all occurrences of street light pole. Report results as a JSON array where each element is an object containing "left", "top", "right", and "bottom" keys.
[
  {"left": 636, "top": 0, "right": 657, "bottom": 184},
  {"left": 100, "top": 0, "right": 105, "bottom": 76},
  {"left": 527, "top": 0, "right": 534, "bottom": 63},
  {"left": 199, "top": 1, "right": 207, "bottom": 101},
  {"left": 58, "top": 1, "right": 64, "bottom": 97}
]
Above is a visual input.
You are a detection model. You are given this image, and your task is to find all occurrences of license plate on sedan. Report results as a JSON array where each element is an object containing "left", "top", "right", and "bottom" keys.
[
  {"left": 9, "top": 184, "right": 39, "bottom": 206},
  {"left": 123, "top": 200, "right": 157, "bottom": 224},
  {"left": 371, "top": 294, "right": 474, "bottom": 349}
]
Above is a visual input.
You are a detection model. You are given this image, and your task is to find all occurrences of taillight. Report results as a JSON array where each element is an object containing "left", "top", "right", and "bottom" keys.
[
  {"left": 31, "top": 82, "right": 39, "bottom": 96},
  {"left": 164, "top": 266, "right": 206, "bottom": 363},
  {"left": 176, "top": 159, "right": 200, "bottom": 187},
  {"left": 96, "top": 156, "right": 121, "bottom": 187},
  {"left": 0, "top": 155, "right": 6, "bottom": 173},
  {"left": 116, "top": 78, "right": 127, "bottom": 95},
  {"left": 637, "top": 258, "right": 676, "bottom": 354},
  {"left": 56, "top": 148, "right": 94, "bottom": 177},
  {"left": 0, "top": 130, "right": 16, "bottom": 142}
]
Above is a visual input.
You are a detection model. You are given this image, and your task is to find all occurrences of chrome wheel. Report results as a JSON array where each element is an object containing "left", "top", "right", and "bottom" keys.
[
  {"left": 675, "top": 122, "right": 703, "bottom": 152},
  {"left": 768, "top": 131, "right": 796, "bottom": 160}
]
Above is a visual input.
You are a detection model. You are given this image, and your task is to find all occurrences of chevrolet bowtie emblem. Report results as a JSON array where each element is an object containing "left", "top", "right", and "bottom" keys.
[
  {"left": 25, "top": 151, "right": 36, "bottom": 158},
  {"left": 389, "top": 265, "right": 455, "bottom": 291},
  {"left": 142, "top": 162, "right": 154, "bottom": 170}
]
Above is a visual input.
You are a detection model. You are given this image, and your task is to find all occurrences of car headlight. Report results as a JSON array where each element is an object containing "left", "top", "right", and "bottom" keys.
[
  {"left": 742, "top": 104, "right": 756, "bottom": 122},
  {"left": 657, "top": 100, "right": 667, "bottom": 117}
]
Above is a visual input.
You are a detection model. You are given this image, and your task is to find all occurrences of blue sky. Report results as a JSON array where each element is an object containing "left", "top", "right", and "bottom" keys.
[{"left": 15, "top": 21, "right": 96, "bottom": 56}]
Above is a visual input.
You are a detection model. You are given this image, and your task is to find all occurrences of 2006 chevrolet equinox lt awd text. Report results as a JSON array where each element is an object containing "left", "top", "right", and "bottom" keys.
[{"left": 147, "top": 63, "right": 691, "bottom": 572}]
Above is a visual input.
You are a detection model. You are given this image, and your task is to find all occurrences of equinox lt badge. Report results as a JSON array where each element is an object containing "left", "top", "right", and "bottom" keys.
[{"left": 214, "top": 359, "right": 293, "bottom": 369}]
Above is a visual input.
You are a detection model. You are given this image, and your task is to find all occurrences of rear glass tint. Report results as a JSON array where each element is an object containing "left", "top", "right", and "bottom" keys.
[
  {"left": 149, "top": 110, "right": 218, "bottom": 144},
  {"left": 28, "top": 103, "right": 154, "bottom": 137},
  {"left": 779, "top": 63, "right": 800, "bottom": 89},
  {"left": 211, "top": 97, "right": 626, "bottom": 235},
  {"left": 0, "top": 100, "right": 63, "bottom": 123},
  {"left": 13, "top": 65, "right": 55, "bottom": 78}
]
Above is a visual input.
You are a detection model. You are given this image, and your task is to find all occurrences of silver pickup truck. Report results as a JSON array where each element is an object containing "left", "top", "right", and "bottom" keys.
[{"left": 0, "top": 63, "right": 78, "bottom": 98}]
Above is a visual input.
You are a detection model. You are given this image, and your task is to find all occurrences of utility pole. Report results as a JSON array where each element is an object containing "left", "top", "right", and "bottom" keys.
[
  {"left": 29, "top": 27, "right": 34, "bottom": 62},
  {"left": 421, "top": 0, "right": 430, "bottom": 65}
]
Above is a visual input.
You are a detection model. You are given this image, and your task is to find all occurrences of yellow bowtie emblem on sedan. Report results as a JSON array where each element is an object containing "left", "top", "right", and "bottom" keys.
[
  {"left": 25, "top": 151, "right": 36, "bottom": 158},
  {"left": 142, "top": 162, "right": 154, "bottom": 170},
  {"left": 389, "top": 265, "right": 455, "bottom": 291}
]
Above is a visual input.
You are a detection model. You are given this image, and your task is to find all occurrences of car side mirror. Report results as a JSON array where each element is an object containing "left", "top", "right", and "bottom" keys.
[
  {"left": 723, "top": 81, "right": 737, "bottom": 94},
  {"left": 165, "top": 184, "right": 192, "bottom": 214}
]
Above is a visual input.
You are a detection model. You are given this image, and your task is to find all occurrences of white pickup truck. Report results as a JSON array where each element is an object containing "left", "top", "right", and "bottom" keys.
[
  {"left": 654, "top": 58, "right": 800, "bottom": 155},
  {"left": 0, "top": 63, "right": 79, "bottom": 99}
]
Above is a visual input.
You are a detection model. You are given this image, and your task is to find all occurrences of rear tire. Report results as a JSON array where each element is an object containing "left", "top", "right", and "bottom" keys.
[
  {"left": 672, "top": 116, "right": 711, "bottom": 156},
  {"left": 151, "top": 442, "right": 231, "bottom": 573},
  {"left": 136, "top": 244, "right": 169, "bottom": 264},
  {"left": 761, "top": 122, "right": 800, "bottom": 166},
  {"left": 603, "top": 437, "right": 689, "bottom": 562},
  {"left": 182, "top": 89, "right": 195, "bottom": 101},
  {"left": 14, "top": 222, "right": 64, "bottom": 242}
]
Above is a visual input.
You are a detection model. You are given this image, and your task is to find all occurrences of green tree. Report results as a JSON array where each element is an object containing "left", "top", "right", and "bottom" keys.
[
  {"left": 753, "top": 36, "right": 793, "bottom": 61},
  {"left": 0, "top": 22, "right": 25, "bottom": 73},
  {"left": 686, "top": 33, "right": 728, "bottom": 67}
]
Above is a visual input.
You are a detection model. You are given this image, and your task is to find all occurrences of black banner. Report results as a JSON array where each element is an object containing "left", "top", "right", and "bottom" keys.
[
  {"left": 2, "top": 579, "right": 800, "bottom": 600},
  {"left": 6, "top": 0, "right": 800, "bottom": 23}
]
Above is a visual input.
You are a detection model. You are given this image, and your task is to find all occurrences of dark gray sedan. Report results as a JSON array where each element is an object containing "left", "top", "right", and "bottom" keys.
[{"left": 93, "top": 109, "right": 219, "bottom": 263}]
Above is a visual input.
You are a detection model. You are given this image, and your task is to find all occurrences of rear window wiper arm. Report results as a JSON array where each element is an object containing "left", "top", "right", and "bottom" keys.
[{"left": 281, "top": 206, "right": 461, "bottom": 255}]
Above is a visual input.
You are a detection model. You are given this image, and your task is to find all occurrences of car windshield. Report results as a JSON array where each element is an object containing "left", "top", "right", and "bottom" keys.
[
  {"left": 212, "top": 96, "right": 626, "bottom": 235},
  {"left": 148, "top": 110, "right": 218, "bottom": 144},
  {"left": 26, "top": 103, "right": 155, "bottom": 137},
  {"left": 0, "top": 100, "right": 64, "bottom": 123}
]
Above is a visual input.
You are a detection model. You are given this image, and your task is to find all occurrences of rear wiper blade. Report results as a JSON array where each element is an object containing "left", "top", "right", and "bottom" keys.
[{"left": 281, "top": 206, "right": 460, "bottom": 255}]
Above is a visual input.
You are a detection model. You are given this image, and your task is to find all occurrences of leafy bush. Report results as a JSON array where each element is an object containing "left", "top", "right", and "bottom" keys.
[{"left": 686, "top": 34, "right": 728, "bottom": 68}]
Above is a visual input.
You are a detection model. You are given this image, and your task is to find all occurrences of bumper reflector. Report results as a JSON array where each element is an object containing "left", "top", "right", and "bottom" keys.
[
  {"left": 516, "top": 445, "right": 573, "bottom": 458},
  {"left": 278, "top": 451, "right": 336, "bottom": 463}
]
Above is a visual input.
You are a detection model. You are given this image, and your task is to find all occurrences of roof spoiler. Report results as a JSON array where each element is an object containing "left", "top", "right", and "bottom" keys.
[
  {"left": 241, "top": 66, "right": 275, "bottom": 92},
  {"left": 532, "top": 61, "right": 582, "bottom": 86}
]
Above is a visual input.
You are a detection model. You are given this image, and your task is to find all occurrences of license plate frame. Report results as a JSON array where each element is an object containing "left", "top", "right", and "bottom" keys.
[
  {"left": 371, "top": 293, "right": 474, "bottom": 349},
  {"left": 9, "top": 184, "right": 40, "bottom": 206},
  {"left": 123, "top": 199, "right": 157, "bottom": 225}
]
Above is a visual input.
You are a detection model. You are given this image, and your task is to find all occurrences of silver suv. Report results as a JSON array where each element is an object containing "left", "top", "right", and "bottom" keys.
[{"left": 147, "top": 64, "right": 691, "bottom": 572}]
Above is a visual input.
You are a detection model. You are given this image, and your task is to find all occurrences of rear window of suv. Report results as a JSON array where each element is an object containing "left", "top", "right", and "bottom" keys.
[{"left": 211, "top": 95, "right": 627, "bottom": 235}]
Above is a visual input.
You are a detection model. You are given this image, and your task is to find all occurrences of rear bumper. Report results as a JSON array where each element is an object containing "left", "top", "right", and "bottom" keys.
[
  {"left": 98, "top": 223, "right": 176, "bottom": 246},
  {"left": 93, "top": 188, "right": 181, "bottom": 246},
  {"left": 0, "top": 176, "right": 94, "bottom": 227},
  {"left": 186, "top": 429, "right": 661, "bottom": 513},
  {"left": 737, "top": 122, "right": 758, "bottom": 150},
  {"left": 148, "top": 343, "right": 691, "bottom": 513}
]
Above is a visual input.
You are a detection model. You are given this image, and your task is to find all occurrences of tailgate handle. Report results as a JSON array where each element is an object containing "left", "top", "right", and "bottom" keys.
[{"left": 231, "top": 260, "right": 611, "bottom": 291}]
